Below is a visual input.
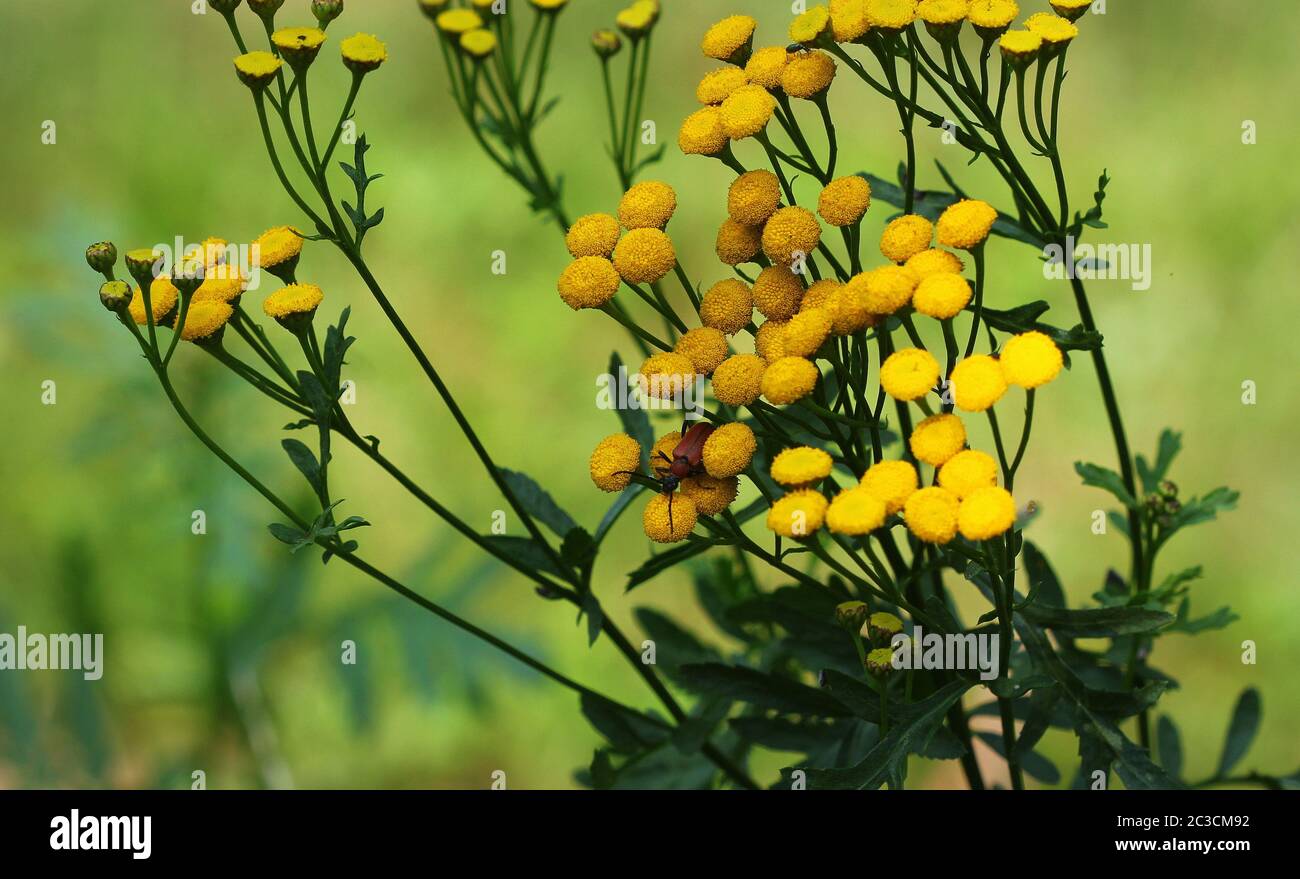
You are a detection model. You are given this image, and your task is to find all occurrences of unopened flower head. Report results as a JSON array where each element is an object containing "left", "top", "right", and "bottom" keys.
[
  {"left": 592, "top": 29, "right": 622, "bottom": 59},
  {"left": 869, "top": 611, "right": 904, "bottom": 642},
  {"left": 700, "top": 279, "right": 754, "bottom": 335},
  {"left": 341, "top": 33, "right": 387, "bottom": 73},
  {"left": 99, "top": 280, "right": 132, "bottom": 313},
  {"left": 311, "top": 0, "right": 344, "bottom": 27},
  {"left": 85, "top": 241, "right": 117, "bottom": 277},
  {"left": 835, "top": 600, "right": 871, "bottom": 632},
  {"left": 613, "top": 228, "right": 676, "bottom": 284},
  {"left": 248, "top": 0, "right": 286, "bottom": 25},
  {"left": 715, "top": 218, "right": 763, "bottom": 266},
  {"left": 866, "top": 646, "right": 894, "bottom": 675},
  {"left": 619, "top": 181, "right": 677, "bottom": 229},
  {"left": 124, "top": 247, "right": 164, "bottom": 288}
]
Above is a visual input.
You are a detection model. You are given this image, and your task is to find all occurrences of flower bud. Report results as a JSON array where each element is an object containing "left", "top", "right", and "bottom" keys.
[
  {"left": 868, "top": 611, "right": 903, "bottom": 644},
  {"left": 591, "top": 29, "right": 622, "bottom": 59},
  {"left": 311, "top": 0, "right": 344, "bottom": 27},
  {"left": 865, "top": 647, "right": 894, "bottom": 676},
  {"left": 272, "top": 27, "right": 327, "bottom": 71},
  {"left": 210, "top": 0, "right": 244, "bottom": 14},
  {"left": 834, "top": 601, "right": 869, "bottom": 634},
  {"left": 85, "top": 241, "right": 117, "bottom": 277},
  {"left": 172, "top": 262, "right": 206, "bottom": 298},
  {"left": 247, "top": 0, "right": 285, "bottom": 26},
  {"left": 417, "top": 0, "right": 450, "bottom": 21},
  {"left": 99, "top": 280, "right": 132, "bottom": 313},
  {"left": 124, "top": 248, "right": 164, "bottom": 289}
]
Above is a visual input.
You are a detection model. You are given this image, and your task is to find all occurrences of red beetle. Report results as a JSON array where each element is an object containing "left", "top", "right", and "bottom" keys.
[{"left": 617, "top": 421, "right": 715, "bottom": 533}]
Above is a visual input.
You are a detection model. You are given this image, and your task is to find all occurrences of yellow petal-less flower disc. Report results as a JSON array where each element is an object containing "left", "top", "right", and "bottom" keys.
[
  {"left": 700, "top": 279, "right": 754, "bottom": 335},
  {"left": 861, "top": 265, "right": 918, "bottom": 315},
  {"left": 865, "top": 0, "right": 917, "bottom": 30},
  {"left": 590, "top": 433, "right": 642, "bottom": 492},
  {"left": 800, "top": 278, "right": 840, "bottom": 312},
  {"left": 643, "top": 492, "right": 698, "bottom": 543},
  {"left": 1049, "top": 0, "right": 1090, "bottom": 22},
  {"left": 193, "top": 237, "right": 229, "bottom": 269},
  {"left": 459, "top": 29, "right": 498, "bottom": 59},
  {"left": 999, "top": 29, "right": 1043, "bottom": 64},
  {"left": 880, "top": 348, "right": 940, "bottom": 401},
  {"left": 918, "top": 0, "right": 970, "bottom": 27},
  {"left": 789, "top": 5, "right": 832, "bottom": 44},
  {"left": 880, "top": 214, "right": 934, "bottom": 262},
  {"left": 781, "top": 50, "right": 837, "bottom": 99},
  {"left": 675, "top": 327, "right": 730, "bottom": 375},
  {"left": 937, "top": 199, "right": 998, "bottom": 250},
  {"left": 715, "top": 218, "right": 763, "bottom": 265},
  {"left": 909, "top": 413, "right": 967, "bottom": 467},
  {"left": 696, "top": 67, "right": 750, "bottom": 104},
  {"left": 904, "top": 486, "right": 960, "bottom": 544},
  {"left": 179, "top": 300, "right": 234, "bottom": 342},
  {"left": 703, "top": 422, "right": 757, "bottom": 479},
  {"left": 829, "top": 0, "right": 871, "bottom": 42},
  {"left": 999, "top": 330, "right": 1064, "bottom": 388},
  {"left": 557, "top": 256, "right": 620, "bottom": 309},
  {"left": 828, "top": 283, "right": 875, "bottom": 335},
  {"left": 762, "top": 206, "right": 823, "bottom": 266},
  {"left": 192, "top": 270, "right": 246, "bottom": 304},
  {"left": 436, "top": 9, "right": 483, "bottom": 34},
  {"left": 619, "top": 181, "right": 677, "bottom": 229},
  {"left": 720, "top": 84, "right": 777, "bottom": 139},
  {"left": 613, "top": 228, "right": 676, "bottom": 284},
  {"left": 529, "top": 0, "right": 570, "bottom": 10},
  {"left": 616, "top": 4, "right": 655, "bottom": 36},
  {"left": 263, "top": 283, "right": 324, "bottom": 320},
  {"left": 680, "top": 474, "right": 740, "bottom": 516},
  {"left": 639, "top": 351, "right": 697, "bottom": 400},
  {"left": 271, "top": 27, "right": 327, "bottom": 67},
  {"left": 950, "top": 354, "right": 1008, "bottom": 411},
  {"left": 968, "top": 0, "right": 1019, "bottom": 31},
  {"left": 565, "top": 213, "right": 621, "bottom": 258},
  {"left": 711, "top": 353, "right": 766, "bottom": 406},
  {"left": 254, "top": 225, "right": 305, "bottom": 269},
  {"left": 913, "top": 272, "right": 972, "bottom": 319},
  {"left": 771, "top": 446, "right": 834, "bottom": 486},
  {"left": 905, "top": 247, "right": 964, "bottom": 280},
  {"left": 938, "top": 449, "right": 998, "bottom": 499},
  {"left": 652, "top": 430, "right": 682, "bottom": 465},
  {"left": 1025, "top": 11, "right": 1079, "bottom": 44},
  {"left": 745, "top": 46, "right": 790, "bottom": 88},
  {"left": 958, "top": 485, "right": 1017, "bottom": 540},
  {"left": 818, "top": 175, "right": 872, "bottom": 227},
  {"left": 234, "top": 50, "right": 283, "bottom": 89},
  {"left": 753, "top": 265, "right": 805, "bottom": 321},
  {"left": 341, "top": 33, "right": 387, "bottom": 73},
  {"left": 728, "top": 170, "right": 782, "bottom": 226},
  {"left": 754, "top": 319, "right": 789, "bottom": 363},
  {"left": 128, "top": 277, "right": 179, "bottom": 326},
  {"left": 762, "top": 356, "right": 820, "bottom": 405},
  {"left": 827, "top": 487, "right": 887, "bottom": 535},
  {"left": 782, "top": 308, "right": 832, "bottom": 358},
  {"left": 766, "top": 489, "right": 828, "bottom": 538},
  {"left": 679, "top": 106, "right": 729, "bottom": 156},
  {"left": 701, "top": 14, "right": 757, "bottom": 61},
  {"left": 860, "top": 459, "right": 918, "bottom": 514}
]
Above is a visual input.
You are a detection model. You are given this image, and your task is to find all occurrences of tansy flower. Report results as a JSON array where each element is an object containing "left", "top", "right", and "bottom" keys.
[
  {"left": 129, "top": 277, "right": 179, "bottom": 326},
  {"left": 613, "top": 228, "right": 676, "bottom": 284},
  {"left": 918, "top": 0, "right": 969, "bottom": 40},
  {"left": 753, "top": 265, "right": 805, "bottom": 321},
  {"left": 868, "top": 613, "right": 904, "bottom": 644},
  {"left": 271, "top": 27, "right": 327, "bottom": 68},
  {"left": 905, "top": 247, "right": 964, "bottom": 279},
  {"left": 700, "top": 279, "right": 754, "bottom": 335},
  {"left": 912, "top": 272, "right": 971, "bottom": 319},
  {"left": 818, "top": 175, "right": 872, "bottom": 227},
  {"left": 957, "top": 485, "right": 1016, "bottom": 540},
  {"left": 1025, "top": 12, "right": 1079, "bottom": 46},
  {"left": 762, "top": 206, "right": 822, "bottom": 266},
  {"left": 619, "top": 181, "right": 676, "bottom": 229},
  {"left": 968, "top": 0, "right": 1018, "bottom": 34},
  {"left": 592, "top": 29, "right": 622, "bottom": 58},
  {"left": 418, "top": 0, "right": 451, "bottom": 17},
  {"left": 696, "top": 67, "right": 750, "bottom": 104},
  {"left": 771, "top": 446, "right": 834, "bottom": 486},
  {"left": 835, "top": 600, "right": 870, "bottom": 632},
  {"left": 99, "top": 280, "right": 132, "bottom": 313},
  {"left": 860, "top": 265, "right": 917, "bottom": 314},
  {"left": 761, "top": 356, "right": 820, "bottom": 405},
  {"left": 124, "top": 247, "right": 164, "bottom": 285},
  {"left": 566, "top": 213, "right": 621, "bottom": 258},
  {"left": 460, "top": 29, "right": 497, "bottom": 59},
  {"left": 711, "top": 353, "right": 766, "bottom": 405},
  {"left": 616, "top": 4, "right": 655, "bottom": 37},
  {"left": 828, "top": 283, "right": 875, "bottom": 335},
  {"left": 341, "top": 33, "right": 387, "bottom": 73},
  {"left": 85, "top": 241, "right": 117, "bottom": 275},
  {"left": 643, "top": 493, "right": 697, "bottom": 543},
  {"left": 679, "top": 107, "right": 728, "bottom": 156},
  {"left": 701, "top": 15, "right": 757, "bottom": 63},
  {"left": 1049, "top": 0, "right": 1090, "bottom": 22},
  {"left": 880, "top": 214, "right": 934, "bottom": 262},
  {"left": 702, "top": 422, "right": 757, "bottom": 479},
  {"left": 950, "top": 354, "right": 1007, "bottom": 411},
  {"left": 999, "top": 330, "right": 1063, "bottom": 388},
  {"left": 827, "top": 487, "right": 886, "bottom": 535},
  {"left": 745, "top": 46, "right": 790, "bottom": 88},
  {"left": 938, "top": 449, "right": 998, "bottom": 498},
  {"left": 781, "top": 50, "right": 837, "bottom": 100},
  {"left": 720, "top": 84, "right": 777, "bottom": 139},
  {"left": 263, "top": 283, "right": 324, "bottom": 324},
  {"left": 800, "top": 278, "right": 840, "bottom": 312},
  {"left": 436, "top": 9, "right": 483, "bottom": 34},
  {"left": 999, "top": 29, "right": 1042, "bottom": 66},
  {"left": 782, "top": 308, "right": 832, "bottom": 358},
  {"left": 866, "top": 646, "right": 895, "bottom": 675},
  {"left": 530, "top": 0, "right": 570, "bottom": 10},
  {"left": 675, "top": 327, "right": 730, "bottom": 375},
  {"left": 880, "top": 348, "right": 940, "bottom": 401},
  {"left": 254, "top": 225, "right": 305, "bottom": 272},
  {"left": 193, "top": 237, "right": 229, "bottom": 269},
  {"left": 860, "top": 459, "right": 918, "bottom": 514},
  {"left": 680, "top": 474, "right": 740, "bottom": 516},
  {"left": 829, "top": 0, "right": 871, "bottom": 42},
  {"left": 234, "top": 51, "right": 282, "bottom": 90},
  {"left": 909, "top": 413, "right": 967, "bottom": 467},
  {"left": 557, "top": 256, "right": 620, "bottom": 309},
  {"left": 754, "top": 319, "right": 789, "bottom": 363},
  {"left": 589, "top": 433, "right": 642, "bottom": 492},
  {"left": 639, "top": 352, "right": 697, "bottom": 400},
  {"left": 789, "top": 6, "right": 832, "bottom": 45},
  {"left": 865, "top": 0, "right": 917, "bottom": 31},
  {"left": 192, "top": 271, "right": 246, "bottom": 305},
  {"left": 766, "top": 489, "right": 828, "bottom": 538},
  {"left": 652, "top": 430, "right": 682, "bottom": 465},
  {"left": 715, "top": 218, "right": 763, "bottom": 265},
  {"left": 936, "top": 199, "right": 997, "bottom": 249},
  {"left": 728, "top": 170, "right": 782, "bottom": 226},
  {"left": 904, "top": 486, "right": 960, "bottom": 544},
  {"left": 180, "top": 300, "right": 234, "bottom": 343}
]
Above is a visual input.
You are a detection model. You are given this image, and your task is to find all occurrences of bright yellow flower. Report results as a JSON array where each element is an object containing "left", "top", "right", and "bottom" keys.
[
  {"left": 818, "top": 175, "right": 872, "bottom": 227},
  {"left": 340, "top": 33, "right": 387, "bottom": 72},
  {"left": 680, "top": 474, "right": 740, "bottom": 516},
  {"left": 880, "top": 348, "right": 940, "bottom": 401},
  {"left": 1025, "top": 11, "right": 1078, "bottom": 44},
  {"left": 936, "top": 199, "right": 997, "bottom": 249},
  {"left": 828, "top": 282, "right": 875, "bottom": 335},
  {"left": 904, "top": 247, "right": 964, "bottom": 280},
  {"left": 728, "top": 170, "right": 782, "bottom": 226},
  {"left": 700, "top": 279, "right": 754, "bottom": 335},
  {"left": 880, "top": 214, "right": 934, "bottom": 262},
  {"left": 904, "top": 486, "right": 960, "bottom": 544},
  {"left": 745, "top": 46, "right": 790, "bottom": 88},
  {"left": 957, "top": 486, "right": 1017, "bottom": 540},
  {"left": 860, "top": 265, "right": 917, "bottom": 315},
  {"left": 590, "top": 433, "right": 642, "bottom": 492},
  {"left": 639, "top": 351, "right": 697, "bottom": 400},
  {"left": 703, "top": 422, "right": 757, "bottom": 478},
  {"left": 715, "top": 218, "right": 763, "bottom": 266},
  {"left": 254, "top": 225, "right": 305, "bottom": 269},
  {"left": 234, "top": 51, "right": 282, "bottom": 89},
  {"left": 643, "top": 492, "right": 698, "bottom": 543},
  {"left": 968, "top": 0, "right": 1018, "bottom": 31},
  {"left": 766, "top": 489, "right": 828, "bottom": 538},
  {"left": 753, "top": 265, "right": 805, "bottom": 321},
  {"left": 860, "top": 459, "right": 918, "bottom": 514},
  {"left": 781, "top": 50, "right": 837, "bottom": 99},
  {"left": 678, "top": 107, "right": 729, "bottom": 156},
  {"left": 557, "top": 256, "right": 620, "bottom": 309},
  {"left": 918, "top": 0, "right": 969, "bottom": 27},
  {"left": 999, "top": 330, "right": 1063, "bottom": 388},
  {"left": 652, "top": 430, "right": 682, "bottom": 465},
  {"left": 271, "top": 27, "right": 327, "bottom": 67},
  {"left": 619, "top": 181, "right": 677, "bottom": 229},
  {"left": 909, "top": 412, "right": 967, "bottom": 466},
  {"left": 829, "top": 0, "right": 871, "bottom": 42},
  {"left": 459, "top": 29, "right": 497, "bottom": 59},
  {"left": 762, "top": 206, "right": 823, "bottom": 266},
  {"left": 696, "top": 67, "right": 750, "bottom": 105},
  {"left": 263, "top": 283, "right": 323, "bottom": 320},
  {"left": 938, "top": 449, "right": 998, "bottom": 498},
  {"left": 912, "top": 272, "right": 971, "bottom": 319},
  {"left": 999, "top": 29, "right": 1043, "bottom": 64},
  {"left": 800, "top": 278, "right": 840, "bottom": 313},
  {"left": 613, "top": 228, "right": 676, "bottom": 284},
  {"left": 865, "top": 0, "right": 917, "bottom": 30},
  {"left": 827, "top": 487, "right": 887, "bottom": 535},
  {"left": 790, "top": 5, "right": 832, "bottom": 44},
  {"left": 436, "top": 9, "right": 483, "bottom": 34},
  {"left": 701, "top": 15, "right": 757, "bottom": 61},
  {"left": 1049, "top": 0, "right": 1090, "bottom": 22},
  {"left": 711, "top": 353, "right": 766, "bottom": 405},
  {"left": 950, "top": 354, "right": 1007, "bottom": 411},
  {"left": 720, "top": 84, "right": 777, "bottom": 139},
  {"left": 754, "top": 319, "right": 789, "bottom": 363},
  {"left": 675, "top": 327, "right": 730, "bottom": 375},
  {"left": 565, "top": 213, "right": 621, "bottom": 258},
  {"left": 761, "top": 356, "right": 820, "bottom": 405},
  {"left": 772, "top": 446, "right": 834, "bottom": 486},
  {"left": 782, "top": 308, "right": 832, "bottom": 358},
  {"left": 192, "top": 270, "right": 246, "bottom": 305},
  {"left": 128, "top": 277, "right": 178, "bottom": 326},
  {"left": 179, "top": 300, "right": 234, "bottom": 342}
]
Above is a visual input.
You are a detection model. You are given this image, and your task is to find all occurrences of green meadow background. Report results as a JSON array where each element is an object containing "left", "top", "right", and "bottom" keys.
[{"left": 0, "top": 0, "right": 1296, "bottom": 789}]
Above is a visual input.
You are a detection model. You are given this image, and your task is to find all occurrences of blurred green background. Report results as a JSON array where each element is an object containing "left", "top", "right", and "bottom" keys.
[{"left": 1, "top": 0, "right": 1296, "bottom": 789}]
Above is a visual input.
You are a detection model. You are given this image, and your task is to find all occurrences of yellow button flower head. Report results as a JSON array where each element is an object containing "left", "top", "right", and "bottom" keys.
[
  {"left": 530, "top": 0, "right": 571, "bottom": 11},
  {"left": 762, "top": 356, "right": 820, "bottom": 405},
  {"left": 436, "top": 9, "right": 483, "bottom": 34},
  {"left": 129, "top": 277, "right": 179, "bottom": 326},
  {"left": 860, "top": 459, "right": 918, "bottom": 514},
  {"left": 263, "top": 283, "right": 324, "bottom": 326},
  {"left": 918, "top": 0, "right": 969, "bottom": 41},
  {"left": 950, "top": 354, "right": 1007, "bottom": 411},
  {"left": 617, "top": 1, "right": 659, "bottom": 38},
  {"left": 937, "top": 199, "right": 997, "bottom": 249},
  {"left": 745, "top": 46, "right": 790, "bottom": 88},
  {"left": 754, "top": 319, "right": 789, "bottom": 363},
  {"left": 938, "top": 449, "right": 998, "bottom": 498},
  {"left": 762, "top": 206, "right": 822, "bottom": 266},
  {"left": 592, "top": 28, "right": 623, "bottom": 59},
  {"left": 999, "top": 29, "right": 1043, "bottom": 66},
  {"left": 703, "top": 422, "right": 757, "bottom": 478},
  {"left": 557, "top": 256, "right": 620, "bottom": 309},
  {"left": 613, "top": 228, "right": 676, "bottom": 284},
  {"left": 830, "top": 0, "right": 871, "bottom": 42},
  {"left": 192, "top": 237, "right": 229, "bottom": 269},
  {"left": 681, "top": 474, "right": 740, "bottom": 516},
  {"left": 728, "top": 170, "right": 782, "bottom": 225},
  {"left": 999, "top": 330, "right": 1063, "bottom": 388},
  {"left": 782, "top": 50, "right": 837, "bottom": 99},
  {"left": 828, "top": 283, "right": 876, "bottom": 335},
  {"left": 619, "top": 181, "right": 677, "bottom": 229},
  {"left": 782, "top": 308, "right": 832, "bottom": 358},
  {"left": 711, "top": 353, "right": 766, "bottom": 405},
  {"left": 869, "top": 611, "right": 904, "bottom": 641},
  {"left": 860, "top": 265, "right": 917, "bottom": 315},
  {"left": 679, "top": 107, "right": 729, "bottom": 156},
  {"left": 675, "top": 327, "right": 730, "bottom": 375},
  {"left": 866, "top": 646, "right": 895, "bottom": 675},
  {"left": 968, "top": 0, "right": 1018, "bottom": 35},
  {"left": 958, "top": 485, "right": 1016, "bottom": 540},
  {"left": 720, "top": 84, "right": 777, "bottom": 139},
  {"left": 801, "top": 278, "right": 840, "bottom": 312},
  {"left": 881, "top": 348, "right": 940, "bottom": 401},
  {"left": 905, "top": 247, "right": 964, "bottom": 280},
  {"left": 234, "top": 51, "right": 283, "bottom": 90},
  {"left": 697, "top": 67, "right": 750, "bottom": 104},
  {"left": 652, "top": 430, "right": 682, "bottom": 464},
  {"left": 766, "top": 489, "right": 828, "bottom": 538},
  {"left": 643, "top": 492, "right": 698, "bottom": 543},
  {"left": 818, "top": 175, "right": 872, "bottom": 227},
  {"left": 827, "top": 487, "right": 887, "bottom": 535},
  {"left": 913, "top": 272, "right": 972, "bottom": 319},
  {"left": 753, "top": 265, "right": 805, "bottom": 321},
  {"left": 1049, "top": 0, "right": 1090, "bottom": 22},
  {"left": 341, "top": 33, "right": 387, "bottom": 73},
  {"left": 865, "top": 0, "right": 917, "bottom": 31},
  {"left": 716, "top": 218, "right": 763, "bottom": 265},
  {"left": 700, "top": 279, "right": 754, "bottom": 335},
  {"left": 639, "top": 351, "right": 697, "bottom": 400},
  {"left": 790, "top": 6, "right": 832, "bottom": 45},
  {"left": 909, "top": 412, "right": 967, "bottom": 466},
  {"left": 180, "top": 300, "right": 234, "bottom": 343},
  {"left": 589, "top": 433, "right": 642, "bottom": 492},
  {"left": 460, "top": 29, "right": 497, "bottom": 59},
  {"left": 271, "top": 27, "right": 327, "bottom": 69},
  {"left": 254, "top": 225, "right": 305, "bottom": 276},
  {"left": 193, "top": 269, "right": 246, "bottom": 305},
  {"left": 701, "top": 15, "right": 757, "bottom": 63},
  {"left": 565, "top": 213, "right": 621, "bottom": 258},
  {"left": 904, "top": 486, "right": 960, "bottom": 544},
  {"left": 1025, "top": 12, "right": 1079, "bottom": 46},
  {"left": 771, "top": 446, "right": 834, "bottom": 486},
  {"left": 418, "top": 0, "right": 452, "bottom": 19},
  {"left": 880, "top": 214, "right": 934, "bottom": 262}
]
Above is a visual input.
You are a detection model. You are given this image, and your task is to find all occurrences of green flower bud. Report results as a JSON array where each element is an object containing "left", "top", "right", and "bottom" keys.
[
  {"left": 591, "top": 29, "right": 622, "bottom": 59},
  {"left": 416, "top": 0, "right": 450, "bottom": 21},
  {"left": 866, "top": 647, "right": 895, "bottom": 676},
  {"left": 868, "top": 611, "right": 904, "bottom": 644},
  {"left": 834, "top": 601, "right": 869, "bottom": 633},
  {"left": 247, "top": 0, "right": 285, "bottom": 26},
  {"left": 209, "top": 0, "right": 243, "bottom": 14},
  {"left": 99, "top": 280, "right": 132, "bottom": 313},
  {"left": 311, "top": 0, "right": 344, "bottom": 26},
  {"left": 124, "top": 248, "right": 164, "bottom": 289},
  {"left": 85, "top": 241, "right": 117, "bottom": 277}
]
